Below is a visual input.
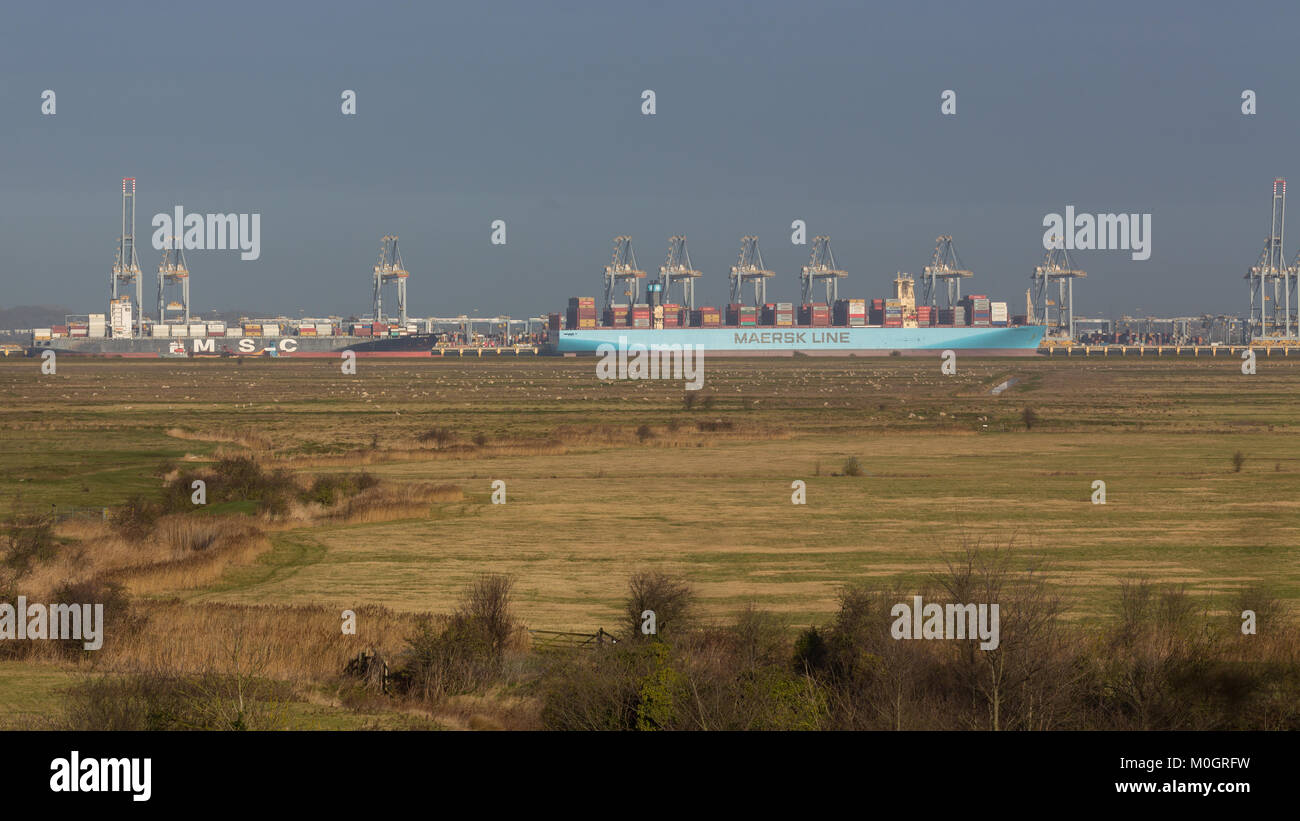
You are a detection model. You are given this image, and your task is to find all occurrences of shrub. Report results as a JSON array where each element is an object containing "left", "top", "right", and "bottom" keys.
[
  {"left": 111, "top": 495, "right": 158, "bottom": 540},
  {"left": 48, "top": 579, "right": 137, "bottom": 658},
  {"left": 1232, "top": 451, "right": 1246, "bottom": 473},
  {"left": 625, "top": 571, "right": 694, "bottom": 641},
  {"left": 539, "top": 642, "right": 679, "bottom": 731},
  {"left": 61, "top": 669, "right": 292, "bottom": 731},
  {"left": 159, "top": 470, "right": 206, "bottom": 514},
  {"left": 696, "top": 419, "right": 733, "bottom": 432},
  {"left": 842, "top": 456, "right": 863, "bottom": 477},
  {"left": 1021, "top": 407, "right": 1039, "bottom": 430},
  {"left": 302, "top": 472, "right": 380, "bottom": 507},
  {"left": 1, "top": 510, "right": 58, "bottom": 577},
  {"left": 792, "top": 626, "right": 829, "bottom": 674},
  {"left": 417, "top": 428, "right": 457, "bottom": 447},
  {"left": 395, "top": 574, "right": 517, "bottom": 702},
  {"left": 635, "top": 424, "right": 654, "bottom": 442}
]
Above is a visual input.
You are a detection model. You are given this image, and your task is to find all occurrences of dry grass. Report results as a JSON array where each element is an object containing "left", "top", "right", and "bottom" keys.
[
  {"left": 32, "top": 516, "right": 271, "bottom": 598},
  {"left": 102, "top": 601, "right": 426, "bottom": 683},
  {"left": 166, "top": 426, "right": 273, "bottom": 453},
  {"left": 326, "top": 482, "right": 464, "bottom": 524}
]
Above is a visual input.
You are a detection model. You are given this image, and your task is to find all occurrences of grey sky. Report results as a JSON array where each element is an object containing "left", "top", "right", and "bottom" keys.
[{"left": 2, "top": 0, "right": 1298, "bottom": 319}]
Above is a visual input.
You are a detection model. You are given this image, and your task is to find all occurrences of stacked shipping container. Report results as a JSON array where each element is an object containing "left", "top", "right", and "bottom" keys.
[
  {"left": 631, "top": 303, "right": 651, "bottom": 328},
  {"left": 798, "top": 303, "right": 831, "bottom": 326},
  {"left": 761, "top": 302, "right": 794, "bottom": 326},
  {"left": 938, "top": 307, "right": 967, "bottom": 326},
  {"left": 726, "top": 304, "right": 758, "bottom": 326},
  {"left": 868, "top": 299, "right": 885, "bottom": 325},
  {"left": 883, "top": 299, "right": 903, "bottom": 327},
  {"left": 990, "top": 301, "right": 1008, "bottom": 327},
  {"left": 690, "top": 307, "right": 721, "bottom": 327},
  {"left": 833, "top": 299, "right": 866, "bottom": 326},
  {"left": 603, "top": 304, "right": 630, "bottom": 327},
  {"left": 961, "top": 295, "right": 992, "bottom": 327},
  {"left": 566, "top": 297, "right": 597, "bottom": 330}
]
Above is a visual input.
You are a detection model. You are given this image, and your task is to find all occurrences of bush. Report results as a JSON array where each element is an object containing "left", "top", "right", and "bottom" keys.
[
  {"left": 159, "top": 470, "right": 206, "bottom": 514},
  {"left": 792, "top": 626, "right": 829, "bottom": 674},
  {"left": 111, "top": 495, "right": 158, "bottom": 540},
  {"left": 417, "top": 428, "right": 457, "bottom": 447},
  {"left": 1, "top": 510, "right": 58, "bottom": 578},
  {"left": 1232, "top": 451, "right": 1246, "bottom": 473},
  {"left": 48, "top": 579, "right": 138, "bottom": 658},
  {"left": 1021, "top": 407, "right": 1039, "bottom": 430},
  {"left": 842, "top": 456, "right": 863, "bottom": 477},
  {"left": 395, "top": 574, "right": 517, "bottom": 702},
  {"left": 635, "top": 424, "right": 654, "bottom": 442},
  {"left": 625, "top": 571, "right": 694, "bottom": 641},
  {"left": 302, "top": 472, "right": 380, "bottom": 507},
  {"left": 539, "top": 642, "right": 681, "bottom": 731},
  {"left": 696, "top": 419, "right": 733, "bottom": 432},
  {"left": 61, "top": 669, "right": 292, "bottom": 731}
]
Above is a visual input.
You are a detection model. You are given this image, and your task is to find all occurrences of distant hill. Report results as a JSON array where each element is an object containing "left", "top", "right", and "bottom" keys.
[{"left": 0, "top": 305, "right": 77, "bottom": 330}]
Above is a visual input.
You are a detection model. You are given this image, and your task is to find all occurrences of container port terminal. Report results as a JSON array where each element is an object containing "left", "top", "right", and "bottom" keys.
[{"left": 21, "top": 177, "right": 1300, "bottom": 358}]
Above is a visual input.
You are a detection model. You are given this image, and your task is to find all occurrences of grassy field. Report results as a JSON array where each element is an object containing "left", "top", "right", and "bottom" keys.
[
  {"left": 4, "top": 354, "right": 1298, "bottom": 729},
  {"left": 2, "top": 354, "right": 1297, "bottom": 634}
]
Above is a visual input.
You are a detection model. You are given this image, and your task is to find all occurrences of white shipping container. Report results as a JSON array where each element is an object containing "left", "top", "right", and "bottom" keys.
[
  {"left": 225, "top": 328, "right": 243, "bottom": 338},
  {"left": 315, "top": 323, "right": 333, "bottom": 335},
  {"left": 207, "top": 322, "right": 226, "bottom": 332},
  {"left": 89, "top": 327, "right": 106, "bottom": 338},
  {"left": 89, "top": 314, "right": 106, "bottom": 323},
  {"left": 172, "top": 325, "right": 188, "bottom": 337},
  {"left": 990, "top": 302, "right": 1009, "bottom": 320},
  {"left": 189, "top": 324, "right": 207, "bottom": 336},
  {"left": 33, "top": 328, "right": 51, "bottom": 339},
  {"left": 262, "top": 325, "right": 279, "bottom": 336},
  {"left": 150, "top": 326, "right": 169, "bottom": 338}
]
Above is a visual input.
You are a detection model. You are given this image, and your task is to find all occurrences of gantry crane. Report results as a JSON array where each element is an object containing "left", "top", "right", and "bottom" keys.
[
  {"left": 1244, "top": 179, "right": 1296, "bottom": 339},
  {"left": 659, "top": 236, "right": 702, "bottom": 309},
  {"left": 1031, "top": 236, "right": 1087, "bottom": 338},
  {"left": 373, "top": 234, "right": 409, "bottom": 326},
  {"left": 157, "top": 235, "right": 190, "bottom": 325},
  {"left": 603, "top": 235, "right": 645, "bottom": 310},
  {"left": 111, "top": 177, "right": 144, "bottom": 336},
  {"left": 800, "top": 236, "right": 847, "bottom": 305},
  {"left": 729, "top": 236, "right": 774, "bottom": 305},
  {"left": 920, "top": 235, "right": 973, "bottom": 309}
]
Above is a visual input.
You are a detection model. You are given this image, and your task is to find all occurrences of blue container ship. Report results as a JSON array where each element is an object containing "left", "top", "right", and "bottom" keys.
[{"left": 551, "top": 324, "right": 1046, "bottom": 357}]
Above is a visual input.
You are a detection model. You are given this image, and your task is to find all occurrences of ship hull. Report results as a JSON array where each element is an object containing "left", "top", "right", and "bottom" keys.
[
  {"left": 551, "top": 325, "right": 1046, "bottom": 356},
  {"left": 30, "top": 335, "right": 436, "bottom": 358}
]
